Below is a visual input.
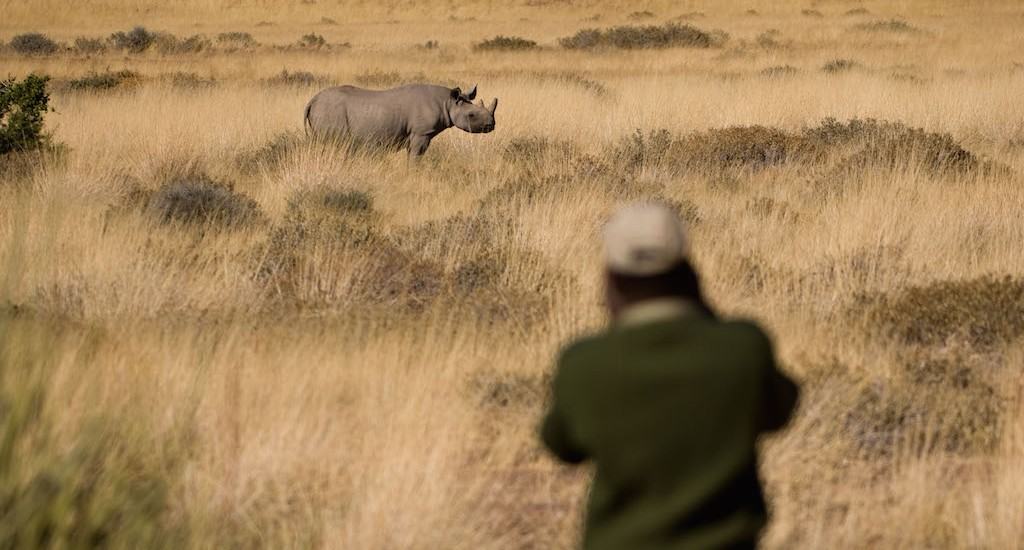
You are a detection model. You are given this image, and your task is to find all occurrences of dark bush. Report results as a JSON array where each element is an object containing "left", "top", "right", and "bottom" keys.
[
  {"left": 560, "top": 23, "right": 723, "bottom": 50},
  {"left": 10, "top": 33, "right": 60, "bottom": 55},
  {"left": 298, "top": 33, "right": 326, "bottom": 49},
  {"left": 162, "top": 71, "right": 216, "bottom": 89},
  {"left": 806, "top": 118, "right": 982, "bottom": 176},
  {"left": 0, "top": 74, "right": 51, "bottom": 155},
  {"left": 262, "top": 70, "right": 332, "bottom": 87},
  {"left": 67, "top": 69, "right": 140, "bottom": 92},
  {"left": 235, "top": 132, "right": 306, "bottom": 174},
  {"left": 148, "top": 173, "right": 263, "bottom": 228},
  {"left": 855, "top": 276, "right": 1024, "bottom": 349},
  {"left": 822, "top": 58, "right": 859, "bottom": 73},
  {"left": 109, "top": 26, "right": 155, "bottom": 53},
  {"left": 73, "top": 37, "right": 106, "bottom": 54},
  {"left": 759, "top": 65, "right": 799, "bottom": 77},
  {"left": 216, "top": 31, "right": 257, "bottom": 48},
  {"left": 474, "top": 35, "right": 539, "bottom": 51},
  {"left": 154, "top": 33, "right": 211, "bottom": 54},
  {"left": 854, "top": 19, "right": 919, "bottom": 33},
  {"left": 354, "top": 70, "right": 427, "bottom": 89}
]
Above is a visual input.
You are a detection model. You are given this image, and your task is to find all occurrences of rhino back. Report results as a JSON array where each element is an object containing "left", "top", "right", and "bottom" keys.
[{"left": 307, "top": 85, "right": 450, "bottom": 146}]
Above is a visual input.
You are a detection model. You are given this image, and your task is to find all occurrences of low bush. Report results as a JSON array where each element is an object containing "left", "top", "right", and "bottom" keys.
[
  {"left": 216, "top": 31, "right": 258, "bottom": 48},
  {"left": 236, "top": 132, "right": 306, "bottom": 174},
  {"left": 298, "top": 33, "right": 327, "bottom": 49},
  {"left": 320, "top": 17, "right": 338, "bottom": 25},
  {"left": 162, "top": 71, "right": 216, "bottom": 89},
  {"left": 10, "top": 33, "right": 60, "bottom": 55},
  {"left": 845, "top": 8, "right": 870, "bottom": 16},
  {"left": 801, "top": 9, "right": 824, "bottom": 18},
  {"left": 147, "top": 173, "right": 264, "bottom": 229},
  {"left": 807, "top": 118, "right": 983, "bottom": 176},
  {"left": 74, "top": 37, "right": 106, "bottom": 54},
  {"left": 759, "top": 65, "right": 799, "bottom": 77},
  {"left": 854, "top": 275, "right": 1024, "bottom": 349},
  {"left": 854, "top": 19, "right": 919, "bottom": 33},
  {"left": 109, "top": 26, "right": 155, "bottom": 53},
  {"left": 822, "top": 58, "right": 859, "bottom": 73},
  {"left": 154, "top": 33, "right": 211, "bottom": 54},
  {"left": 262, "top": 70, "right": 332, "bottom": 87},
  {"left": 67, "top": 69, "right": 140, "bottom": 92},
  {"left": 354, "top": 70, "right": 427, "bottom": 89},
  {"left": 474, "top": 35, "right": 539, "bottom": 51},
  {"left": 560, "top": 23, "right": 723, "bottom": 50},
  {"left": 0, "top": 74, "right": 51, "bottom": 155}
]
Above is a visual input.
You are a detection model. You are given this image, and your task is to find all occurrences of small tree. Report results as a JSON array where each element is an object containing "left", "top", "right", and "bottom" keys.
[{"left": 0, "top": 74, "right": 51, "bottom": 154}]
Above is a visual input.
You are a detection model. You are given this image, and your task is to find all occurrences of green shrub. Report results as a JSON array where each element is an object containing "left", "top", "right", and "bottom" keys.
[
  {"left": 0, "top": 389, "right": 184, "bottom": 548},
  {"left": 67, "top": 69, "right": 140, "bottom": 92},
  {"left": 474, "top": 35, "right": 539, "bottom": 51},
  {"left": 560, "top": 23, "right": 722, "bottom": 50},
  {"left": 0, "top": 74, "right": 51, "bottom": 155},
  {"left": 10, "top": 33, "right": 59, "bottom": 55},
  {"left": 147, "top": 173, "right": 264, "bottom": 228},
  {"left": 109, "top": 26, "right": 155, "bottom": 53}
]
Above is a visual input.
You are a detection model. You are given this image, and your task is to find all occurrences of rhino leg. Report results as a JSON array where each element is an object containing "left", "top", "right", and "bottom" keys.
[{"left": 409, "top": 135, "right": 432, "bottom": 157}]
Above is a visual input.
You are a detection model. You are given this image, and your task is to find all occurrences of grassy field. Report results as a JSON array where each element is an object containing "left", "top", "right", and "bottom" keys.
[{"left": 3, "top": 1, "right": 1024, "bottom": 547}]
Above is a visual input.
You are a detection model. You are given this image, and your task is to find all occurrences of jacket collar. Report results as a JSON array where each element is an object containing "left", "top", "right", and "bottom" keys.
[{"left": 615, "top": 298, "right": 700, "bottom": 329}]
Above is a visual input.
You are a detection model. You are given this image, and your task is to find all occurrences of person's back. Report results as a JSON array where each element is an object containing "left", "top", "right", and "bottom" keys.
[{"left": 540, "top": 203, "right": 798, "bottom": 550}]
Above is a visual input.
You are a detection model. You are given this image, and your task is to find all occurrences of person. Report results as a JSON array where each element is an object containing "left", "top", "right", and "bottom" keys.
[{"left": 540, "top": 202, "right": 799, "bottom": 550}]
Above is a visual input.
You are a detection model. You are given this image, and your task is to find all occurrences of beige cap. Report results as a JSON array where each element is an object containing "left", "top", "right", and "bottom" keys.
[{"left": 603, "top": 202, "right": 689, "bottom": 276}]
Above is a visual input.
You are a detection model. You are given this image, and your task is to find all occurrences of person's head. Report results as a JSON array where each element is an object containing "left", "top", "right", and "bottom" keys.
[
  {"left": 448, "top": 85, "right": 498, "bottom": 133},
  {"left": 602, "top": 202, "right": 712, "bottom": 318}
]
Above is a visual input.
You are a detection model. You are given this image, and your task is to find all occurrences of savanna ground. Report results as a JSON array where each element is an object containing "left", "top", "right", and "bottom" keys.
[{"left": 2, "top": 0, "right": 1024, "bottom": 547}]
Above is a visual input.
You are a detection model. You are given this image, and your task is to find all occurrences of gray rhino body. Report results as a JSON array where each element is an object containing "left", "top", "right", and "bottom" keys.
[{"left": 304, "top": 84, "right": 497, "bottom": 156}]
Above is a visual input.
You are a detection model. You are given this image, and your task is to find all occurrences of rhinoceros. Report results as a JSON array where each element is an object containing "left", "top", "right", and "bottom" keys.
[{"left": 304, "top": 83, "right": 498, "bottom": 156}]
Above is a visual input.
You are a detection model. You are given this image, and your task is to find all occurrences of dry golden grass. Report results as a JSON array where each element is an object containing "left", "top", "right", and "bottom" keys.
[{"left": 3, "top": 1, "right": 1024, "bottom": 548}]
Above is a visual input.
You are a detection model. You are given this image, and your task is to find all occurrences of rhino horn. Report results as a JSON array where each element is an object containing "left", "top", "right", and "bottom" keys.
[
  {"left": 465, "top": 84, "right": 478, "bottom": 100},
  {"left": 488, "top": 98, "right": 498, "bottom": 114}
]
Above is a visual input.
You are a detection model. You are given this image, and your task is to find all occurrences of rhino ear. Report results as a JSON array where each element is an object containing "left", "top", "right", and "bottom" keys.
[
  {"left": 450, "top": 87, "right": 462, "bottom": 99},
  {"left": 488, "top": 98, "right": 498, "bottom": 114},
  {"left": 465, "top": 84, "right": 478, "bottom": 100}
]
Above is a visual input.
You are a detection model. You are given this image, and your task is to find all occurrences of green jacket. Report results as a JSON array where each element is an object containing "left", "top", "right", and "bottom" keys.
[{"left": 541, "top": 303, "right": 798, "bottom": 550}]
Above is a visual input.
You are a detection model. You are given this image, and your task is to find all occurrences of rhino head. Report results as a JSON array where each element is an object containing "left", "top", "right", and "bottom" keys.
[{"left": 449, "top": 84, "right": 498, "bottom": 133}]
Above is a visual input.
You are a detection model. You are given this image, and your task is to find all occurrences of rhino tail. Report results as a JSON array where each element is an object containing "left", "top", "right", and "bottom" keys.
[{"left": 303, "top": 100, "right": 313, "bottom": 135}]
